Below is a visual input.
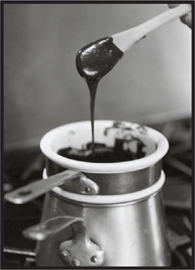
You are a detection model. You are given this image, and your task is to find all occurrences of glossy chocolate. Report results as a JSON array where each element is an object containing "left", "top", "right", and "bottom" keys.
[
  {"left": 76, "top": 37, "right": 123, "bottom": 152},
  {"left": 76, "top": 37, "right": 123, "bottom": 81},
  {"left": 57, "top": 137, "right": 146, "bottom": 163}
]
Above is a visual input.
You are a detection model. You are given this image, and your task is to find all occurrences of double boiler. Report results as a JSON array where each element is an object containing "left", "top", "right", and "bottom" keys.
[{"left": 5, "top": 120, "right": 171, "bottom": 266}]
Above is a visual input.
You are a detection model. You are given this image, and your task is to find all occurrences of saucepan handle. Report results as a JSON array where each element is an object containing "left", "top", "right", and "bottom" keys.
[
  {"left": 4, "top": 170, "right": 99, "bottom": 204},
  {"left": 23, "top": 216, "right": 105, "bottom": 267}
]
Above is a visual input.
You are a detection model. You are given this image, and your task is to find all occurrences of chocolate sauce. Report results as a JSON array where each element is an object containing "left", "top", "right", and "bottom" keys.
[
  {"left": 58, "top": 122, "right": 146, "bottom": 163},
  {"left": 76, "top": 37, "right": 123, "bottom": 153},
  {"left": 76, "top": 37, "right": 123, "bottom": 81},
  {"left": 58, "top": 139, "right": 145, "bottom": 163}
]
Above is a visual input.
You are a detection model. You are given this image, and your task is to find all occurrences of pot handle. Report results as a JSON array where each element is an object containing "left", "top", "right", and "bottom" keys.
[
  {"left": 23, "top": 216, "right": 105, "bottom": 267},
  {"left": 4, "top": 170, "right": 99, "bottom": 204}
]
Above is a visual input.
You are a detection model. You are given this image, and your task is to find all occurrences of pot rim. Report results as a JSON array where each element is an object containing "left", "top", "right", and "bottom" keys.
[
  {"left": 40, "top": 120, "right": 169, "bottom": 174},
  {"left": 43, "top": 169, "right": 165, "bottom": 204}
]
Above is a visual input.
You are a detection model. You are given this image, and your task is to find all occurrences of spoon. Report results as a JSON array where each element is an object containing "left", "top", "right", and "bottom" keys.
[
  {"left": 112, "top": 4, "right": 191, "bottom": 53},
  {"left": 76, "top": 4, "right": 191, "bottom": 81}
]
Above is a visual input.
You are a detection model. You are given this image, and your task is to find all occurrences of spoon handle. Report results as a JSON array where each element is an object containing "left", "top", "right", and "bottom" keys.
[{"left": 112, "top": 4, "right": 191, "bottom": 53}]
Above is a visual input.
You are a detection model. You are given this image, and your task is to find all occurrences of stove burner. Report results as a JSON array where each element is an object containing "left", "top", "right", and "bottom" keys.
[
  {"left": 172, "top": 245, "right": 192, "bottom": 267},
  {"left": 4, "top": 248, "right": 36, "bottom": 267}
]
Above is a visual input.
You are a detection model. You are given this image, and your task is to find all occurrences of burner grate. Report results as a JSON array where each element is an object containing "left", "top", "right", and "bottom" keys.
[{"left": 4, "top": 248, "right": 36, "bottom": 267}]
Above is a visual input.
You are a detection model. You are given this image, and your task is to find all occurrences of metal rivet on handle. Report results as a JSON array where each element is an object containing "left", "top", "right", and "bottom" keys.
[
  {"left": 61, "top": 250, "right": 69, "bottom": 257},
  {"left": 91, "top": 255, "right": 98, "bottom": 263},
  {"left": 72, "top": 259, "right": 81, "bottom": 266},
  {"left": 84, "top": 187, "right": 91, "bottom": 193}
]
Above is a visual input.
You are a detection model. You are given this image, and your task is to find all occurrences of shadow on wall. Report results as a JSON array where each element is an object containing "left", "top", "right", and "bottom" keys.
[{"left": 4, "top": 3, "right": 191, "bottom": 144}]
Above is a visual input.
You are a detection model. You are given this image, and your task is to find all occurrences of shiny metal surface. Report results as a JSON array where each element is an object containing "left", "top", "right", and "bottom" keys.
[
  {"left": 59, "top": 219, "right": 104, "bottom": 266},
  {"left": 46, "top": 158, "right": 162, "bottom": 195},
  {"left": 31, "top": 121, "right": 170, "bottom": 266},
  {"left": 4, "top": 170, "right": 99, "bottom": 204},
  {"left": 23, "top": 216, "right": 105, "bottom": 266},
  {"left": 3, "top": 118, "right": 192, "bottom": 268},
  {"left": 35, "top": 187, "right": 171, "bottom": 266}
]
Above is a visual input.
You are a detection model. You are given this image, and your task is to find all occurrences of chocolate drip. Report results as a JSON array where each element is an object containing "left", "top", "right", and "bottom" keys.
[{"left": 76, "top": 37, "right": 124, "bottom": 153}]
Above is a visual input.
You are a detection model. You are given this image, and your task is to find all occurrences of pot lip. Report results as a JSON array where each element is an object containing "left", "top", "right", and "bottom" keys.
[
  {"left": 40, "top": 120, "right": 169, "bottom": 174},
  {"left": 43, "top": 169, "right": 165, "bottom": 204}
]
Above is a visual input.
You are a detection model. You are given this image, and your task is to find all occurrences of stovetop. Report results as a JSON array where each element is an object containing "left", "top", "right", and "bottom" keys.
[{"left": 2, "top": 118, "right": 193, "bottom": 268}]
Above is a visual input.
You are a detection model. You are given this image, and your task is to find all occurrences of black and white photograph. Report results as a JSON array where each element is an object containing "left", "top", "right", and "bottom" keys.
[{"left": 2, "top": 1, "right": 193, "bottom": 268}]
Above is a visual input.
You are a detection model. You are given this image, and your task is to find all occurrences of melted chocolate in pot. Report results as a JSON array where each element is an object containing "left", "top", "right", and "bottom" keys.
[
  {"left": 76, "top": 37, "right": 123, "bottom": 153},
  {"left": 58, "top": 139, "right": 146, "bottom": 163},
  {"left": 58, "top": 125, "right": 146, "bottom": 163}
]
